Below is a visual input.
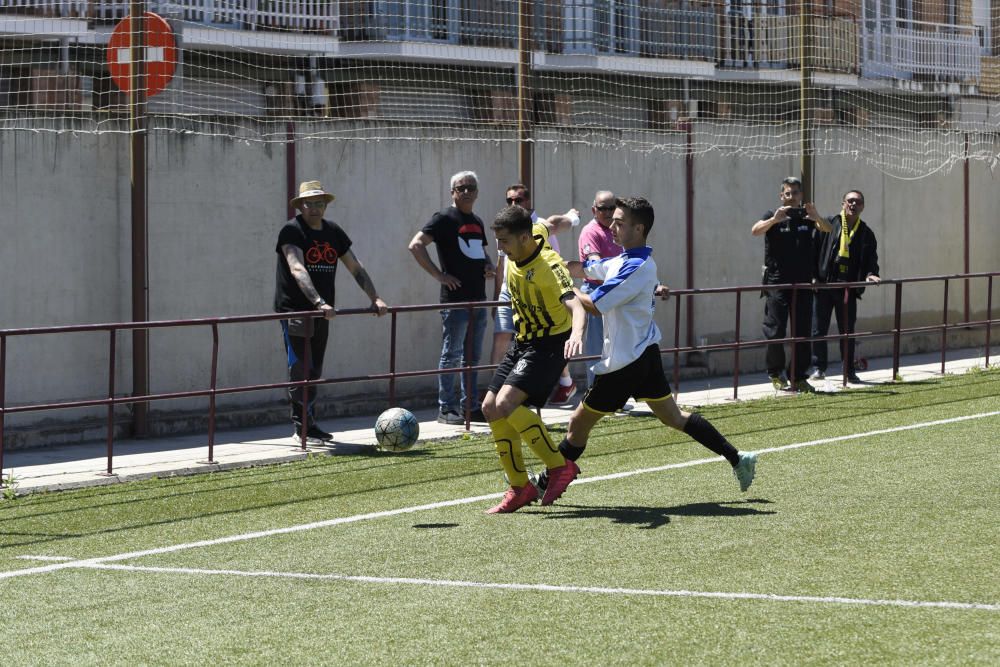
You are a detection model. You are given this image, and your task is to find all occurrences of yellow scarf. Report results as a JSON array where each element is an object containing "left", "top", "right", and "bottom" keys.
[{"left": 837, "top": 210, "right": 861, "bottom": 274}]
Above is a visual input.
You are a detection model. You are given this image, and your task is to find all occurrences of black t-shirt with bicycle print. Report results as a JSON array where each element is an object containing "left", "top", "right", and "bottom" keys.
[{"left": 274, "top": 215, "right": 352, "bottom": 312}]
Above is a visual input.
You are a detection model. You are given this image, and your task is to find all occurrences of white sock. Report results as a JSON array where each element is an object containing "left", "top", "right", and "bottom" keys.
[{"left": 559, "top": 375, "right": 573, "bottom": 387}]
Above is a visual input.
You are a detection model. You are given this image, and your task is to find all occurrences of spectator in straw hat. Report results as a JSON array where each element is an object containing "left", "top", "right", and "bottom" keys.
[{"left": 275, "top": 180, "right": 388, "bottom": 444}]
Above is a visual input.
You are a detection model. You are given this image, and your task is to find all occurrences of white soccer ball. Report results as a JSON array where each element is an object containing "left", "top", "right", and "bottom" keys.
[{"left": 374, "top": 407, "right": 420, "bottom": 452}]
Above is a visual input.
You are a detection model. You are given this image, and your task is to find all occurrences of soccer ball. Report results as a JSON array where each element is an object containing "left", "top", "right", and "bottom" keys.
[{"left": 374, "top": 407, "right": 420, "bottom": 452}]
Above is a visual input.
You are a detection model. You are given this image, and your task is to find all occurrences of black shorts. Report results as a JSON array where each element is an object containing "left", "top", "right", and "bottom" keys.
[
  {"left": 583, "top": 343, "right": 672, "bottom": 414},
  {"left": 488, "top": 331, "right": 569, "bottom": 408}
]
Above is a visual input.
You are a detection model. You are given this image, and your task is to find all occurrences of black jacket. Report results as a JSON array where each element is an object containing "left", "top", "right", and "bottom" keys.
[{"left": 815, "top": 215, "right": 880, "bottom": 297}]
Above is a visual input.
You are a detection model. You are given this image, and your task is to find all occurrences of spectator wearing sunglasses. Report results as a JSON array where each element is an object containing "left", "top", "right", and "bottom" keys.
[
  {"left": 409, "top": 170, "right": 496, "bottom": 425},
  {"left": 810, "top": 190, "right": 881, "bottom": 384},
  {"left": 577, "top": 190, "right": 621, "bottom": 389},
  {"left": 491, "top": 183, "right": 580, "bottom": 405}
]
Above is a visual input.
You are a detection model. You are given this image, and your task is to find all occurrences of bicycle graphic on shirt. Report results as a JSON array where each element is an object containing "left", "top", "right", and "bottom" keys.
[{"left": 306, "top": 241, "right": 338, "bottom": 265}]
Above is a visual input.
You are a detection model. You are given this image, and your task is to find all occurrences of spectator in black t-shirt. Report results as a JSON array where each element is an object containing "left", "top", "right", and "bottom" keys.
[
  {"left": 751, "top": 176, "right": 832, "bottom": 393},
  {"left": 811, "top": 189, "right": 881, "bottom": 384},
  {"left": 409, "top": 170, "right": 496, "bottom": 425},
  {"left": 275, "top": 180, "right": 388, "bottom": 443}
]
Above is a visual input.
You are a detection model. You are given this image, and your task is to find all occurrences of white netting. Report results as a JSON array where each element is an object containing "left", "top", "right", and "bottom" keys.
[{"left": 0, "top": 0, "right": 997, "bottom": 176}]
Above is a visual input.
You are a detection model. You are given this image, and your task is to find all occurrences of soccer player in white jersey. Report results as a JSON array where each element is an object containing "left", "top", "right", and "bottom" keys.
[{"left": 549, "top": 196, "right": 758, "bottom": 496}]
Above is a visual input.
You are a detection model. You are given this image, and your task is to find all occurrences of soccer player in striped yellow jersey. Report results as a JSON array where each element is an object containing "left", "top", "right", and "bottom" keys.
[{"left": 481, "top": 205, "right": 587, "bottom": 513}]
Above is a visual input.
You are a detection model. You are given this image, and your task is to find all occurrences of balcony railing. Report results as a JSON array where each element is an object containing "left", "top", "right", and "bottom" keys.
[
  {"left": 720, "top": 14, "right": 859, "bottom": 73},
  {"left": 0, "top": 0, "right": 338, "bottom": 32},
  {"left": 860, "top": 19, "right": 981, "bottom": 80}
]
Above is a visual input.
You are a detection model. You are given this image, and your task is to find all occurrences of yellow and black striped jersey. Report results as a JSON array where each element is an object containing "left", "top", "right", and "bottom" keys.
[{"left": 507, "top": 236, "right": 575, "bottom": 341}]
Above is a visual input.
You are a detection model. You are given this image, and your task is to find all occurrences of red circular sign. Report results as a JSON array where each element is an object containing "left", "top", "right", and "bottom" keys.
[{"left": 107, "top": 12, "right": 177, "bottom": 97}]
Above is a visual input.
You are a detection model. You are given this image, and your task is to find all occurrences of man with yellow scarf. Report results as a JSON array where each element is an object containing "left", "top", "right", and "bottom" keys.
[{"left": 811, "top": 190, "right": 881, "bottom": 384}]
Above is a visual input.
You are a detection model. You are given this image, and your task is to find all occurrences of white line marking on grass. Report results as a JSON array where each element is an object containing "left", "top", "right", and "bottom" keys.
[
  {"left": 16, "top": 555, "right": 75, "bottom": 562},
  {"left": 3, "top": 410, "right": 998, "bottom": 583},
  {"left": 83, "top": 563, "right": 1000, "bottom": 613}
]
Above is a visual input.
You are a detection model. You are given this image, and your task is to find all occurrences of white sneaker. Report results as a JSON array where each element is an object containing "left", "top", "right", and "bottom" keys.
[{"left": 810, "top": 369, "right": 825, "bottom": 380}]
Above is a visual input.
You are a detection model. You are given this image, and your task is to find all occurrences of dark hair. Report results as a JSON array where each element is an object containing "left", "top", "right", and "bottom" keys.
[
  {"left": 781, "top": 176, "right": 803, "bottom": 190},
  {"left": 842, "top": 189, "right": 865, "bottom": 204},
  {"left": 492, "top": 205, "right": 533, "bottom": 235},
  {"left": 505, "top": 183, "right": 530, "bottom": 200},
  {"left": 614, "top": 196, "right": 654, "bottom": 237}
]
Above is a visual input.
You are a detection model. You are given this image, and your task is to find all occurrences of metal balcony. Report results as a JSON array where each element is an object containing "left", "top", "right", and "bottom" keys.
[{"left": 861, "top": 19, "right": 981, "bottom": 81}]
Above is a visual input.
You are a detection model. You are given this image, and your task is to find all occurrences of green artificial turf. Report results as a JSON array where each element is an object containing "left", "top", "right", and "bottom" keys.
[{"left": 1, "top": 370, "right": 998, "bottom": 665}]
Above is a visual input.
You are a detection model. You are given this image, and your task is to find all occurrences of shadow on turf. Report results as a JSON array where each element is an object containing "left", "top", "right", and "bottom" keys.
[{"left": 541, "top": 499, "right": 775, "bottom": 530}]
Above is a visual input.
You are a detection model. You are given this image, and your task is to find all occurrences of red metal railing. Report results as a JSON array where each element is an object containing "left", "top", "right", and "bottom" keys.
[{"left": 0, "top": 271, "right": 997, "bottom": 483}]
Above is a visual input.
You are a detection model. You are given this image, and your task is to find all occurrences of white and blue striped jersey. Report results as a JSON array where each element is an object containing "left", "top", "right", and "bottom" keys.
[{"left": 584, "top": 246, "right": 660, "bottom": 375}]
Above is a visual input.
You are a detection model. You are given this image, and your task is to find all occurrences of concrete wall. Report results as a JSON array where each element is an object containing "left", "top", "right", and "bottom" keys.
[{"left": 2, "top": 123, "right": 998, "bottom": 444}]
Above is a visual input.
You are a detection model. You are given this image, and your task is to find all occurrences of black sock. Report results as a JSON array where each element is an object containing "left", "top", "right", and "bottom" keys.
[
  {"left": 683, "top": 413, "right": 740, "bottom": 466},
  {"left": 558, "top": 437, "right": 586, "bottom": 462}
]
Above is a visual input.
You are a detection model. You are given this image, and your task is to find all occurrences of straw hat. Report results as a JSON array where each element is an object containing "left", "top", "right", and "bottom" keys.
[{"left": 290, "top": 180, "right": 335, "bottom": 207}]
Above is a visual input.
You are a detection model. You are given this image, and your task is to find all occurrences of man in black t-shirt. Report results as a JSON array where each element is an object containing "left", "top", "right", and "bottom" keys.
[
  {"left": 751, "top": 176, "right": 832, "bottom": 393},
  {"left": 276, "top": 180, "right": 388, "bottom": 443},
  {"left": 408, "top": 170, "right": 495, "bottom": 425}
]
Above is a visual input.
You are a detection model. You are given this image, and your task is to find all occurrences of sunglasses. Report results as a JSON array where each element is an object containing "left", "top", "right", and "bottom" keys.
[
  {"left": 506, "top": 196, "right": 525, "bottom": 205},
  {"left": 301, "top": 200, "right": 327, "bottom": 209},
  {"left": 845, "top": 198, "right": 863, "bottom": 205},
  {"left": 453, "top": 184, "right": 477, "bottom": 194},
  {"left": 595, "top": 205, "right": 615, "bottom": 212}
]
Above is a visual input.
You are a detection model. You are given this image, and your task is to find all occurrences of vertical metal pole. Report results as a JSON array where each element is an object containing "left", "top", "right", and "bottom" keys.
[
  {"left": 892, "top": 282, "right": 902, "bottom": 381},
  {"left": 790, "top": 285, "right": 798, "bottom": 387},
  {"left": 106, "top": 329, "right": 117, "bottom": 475},
  {"left": 462, "top": 303, "right": 473, "bottom": 429},
  {"left": 941, "top": 279, "right": 949, "bottom": 374},
  {"left": 206, "top": 323, "right": 219, "bottom": 464},
  {"left": 299, "top": 315, "right": 313, "bottom": 451},
  {"left": 963, "top": 133, "right": 970, "bottom": 323},
  {"left": 130, "top": 1, "right": 150, "bottom": 437},
  {"left": 0, "top": 335, "right": 5, "bottom": 479},
  {"left": 286, "top": 122, "right": 297, "bottom": 220},
  {"left": 388, "top": 311, "right": 398, "bottom": 407},
  {"left": 799, "top": 0, "right": 813, "bottom": 196},
  {"left": 685, "top": 123, "right": 695, "bottom": 354},
  {"left": 986, "top": 276, "right": 993, "bottom": 367},
  {"left": 841, "top": 286, "right": 850, "bottom": 386},
  {"left": 673, "top": 295, "right": 682, "bottom": 396},
  {"left": 733, "top": 291, "right": 742, "bottom": 401},
  {"left": 517, "top": 0, "right": 533, "bottom": 190}
]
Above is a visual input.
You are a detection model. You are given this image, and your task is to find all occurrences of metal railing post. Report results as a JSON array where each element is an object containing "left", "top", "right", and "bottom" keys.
[
  {"left": 790, "top": 284, "right": 798, "bottom": 387},
  {"left": 987, "top": 276, "right": 993, "bottom": 368},
  {"left": 388, "top": 311, "right": 398, "bottom": 407},
  {"left": 0, "top": 335, "right": 5, "bottom": 480},
  {"left": 105, "top": 329, "right": 116, "bottom": 475},
  {"left": 892, "top": 282, "right": 902, "bottom": 380},
  {"left": 941, "top": 278, "right": 949, "bottom": 374},
  {"left": 298, "top": 315, "right": 313, "bottom": 450},
  {"left": 673, "top": 292, "right": 682, "bottom": 396},
  {"left": 841, "top": 285, "right": 850, "bottom": 387},
  {"left": 204, "top": 323, "right": 219, "bottom": 464},
  {"left": 732, "top": 290, "right": 741, "bottom": 400},
  {"left": 462, "top": 302, "right": 474, "bottom": 429}
]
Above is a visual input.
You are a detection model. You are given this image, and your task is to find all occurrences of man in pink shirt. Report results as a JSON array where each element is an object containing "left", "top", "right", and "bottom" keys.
[{"left": 577, "top": 190, "right": 621, "bottom": 389}]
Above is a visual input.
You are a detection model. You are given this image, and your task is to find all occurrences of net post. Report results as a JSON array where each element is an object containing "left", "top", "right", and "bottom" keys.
[
  {"left": 130, "top": 1, "right": 150, "bottom": 438},
  {"left": 517, "top": 0, "right": 533, "bottom": 191}
]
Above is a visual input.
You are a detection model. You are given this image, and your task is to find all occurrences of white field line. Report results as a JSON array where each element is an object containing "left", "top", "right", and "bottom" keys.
[
  {"left": 82, "top": 563, "right": 1000, "bottom": 613},
  {"left": 2, "top": 410, "right": 998, "bottom": 585}
]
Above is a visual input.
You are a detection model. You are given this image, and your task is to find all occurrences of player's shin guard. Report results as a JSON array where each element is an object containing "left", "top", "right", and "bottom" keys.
[
  {"left": 507, "top": 406, "right": 564, "bottom": 469},
  {"left": 489, "top": 418, "right": 529, "bottom": 487},
  {"left": 683, "top": 413, "right": 740, "bottom": 466}
]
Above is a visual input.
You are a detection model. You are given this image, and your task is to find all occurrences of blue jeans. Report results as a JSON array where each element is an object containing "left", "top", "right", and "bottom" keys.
[
  {"left": 439, "top": 305, "right": 488, "bottom": 413},
  {"left": 581, "top": 282, "right": 605, "bottom": 388}
]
